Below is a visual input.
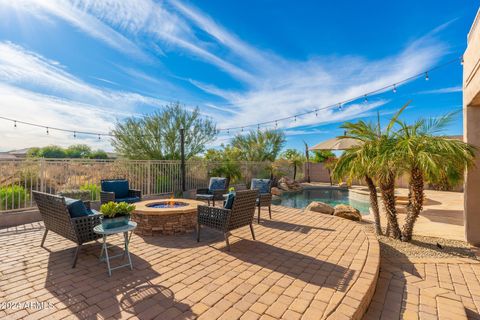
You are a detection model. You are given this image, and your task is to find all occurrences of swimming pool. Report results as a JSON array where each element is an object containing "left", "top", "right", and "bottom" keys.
[{"left": 272, "top": 187, "right": 370, "bottom": 214}]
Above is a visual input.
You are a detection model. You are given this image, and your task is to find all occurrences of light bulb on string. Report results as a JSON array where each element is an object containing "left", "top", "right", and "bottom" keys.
[
  {"left": 227, "top": 129, "right": 229, "bottom": 134},
  {"left": 461, "top": 57, "right": 464, "bottom": 65},
  {"left": 46, "top": 127, "right": 49, "bottom": 135},
  {"left": 13, "top": 121, "right": 16, "bottom": 128},
  {"left": 241, "top": 127, "right": 243, "bottom": 132},
  {"left": 275, "top": 121, "right": 278, "bottom": 128},
  {"left": 338, "top": 103, "right": 342, "bottom": 111},
  {"left": 294, "top": 116, "right": 296, "bottom": 122},
  {"left": 315, "top": 109, "right": 318, "bottom": 117},
  {"left": 364, "top": 95, "right": 368, "bottom": 103},
  {"left": 257, "top": 124, "right": 260, "bottom": 131},
  {"left": 393, "top": 84, "right": 397, "bottom": 93},
  {"left": 98, "top": 134, "right": 101, "bottom": 140},
  {"left": 73, "top": 131, "right": 76, "bottom": 139},
  {"left": 425, "top": 72, "right": 429, "bottom": 81}
]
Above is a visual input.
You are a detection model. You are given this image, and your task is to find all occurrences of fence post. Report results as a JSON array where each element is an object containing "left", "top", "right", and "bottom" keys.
[
  {"left": 147, "top": 160, "right": 151, "bottom": 196},
  {"left": 180, "top": 128, "right": 186, "bottom": 192},
  {"left": 40, "top": 158, "right": 46, "bottom": 193}
]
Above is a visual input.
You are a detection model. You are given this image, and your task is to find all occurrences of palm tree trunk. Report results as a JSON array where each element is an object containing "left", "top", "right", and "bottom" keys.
[
  {"left": 293, "top": 165, "right": 297, "bottom": 181},
  {"left": 365, "top": 175, "right": 382, "bottom": 235},
  {"left": 379, "top": 173, "right": 401, "bottom": 239},
  {"left": 401, "top": 167, "right": 424, "bottom": 241}
]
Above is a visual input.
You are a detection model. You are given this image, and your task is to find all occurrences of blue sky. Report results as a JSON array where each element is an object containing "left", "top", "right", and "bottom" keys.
[{"left": 0, "top": 1, "right": 478, "bottom": 152}]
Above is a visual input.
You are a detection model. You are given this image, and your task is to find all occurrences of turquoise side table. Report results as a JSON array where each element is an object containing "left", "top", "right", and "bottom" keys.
[{"left": 93, "top": 221, "right": 137, "bottom": 277}]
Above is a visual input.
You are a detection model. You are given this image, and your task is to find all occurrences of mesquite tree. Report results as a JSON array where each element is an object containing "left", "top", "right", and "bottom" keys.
[{"left": 112, "top": 102, "right": 217, "bottom": 160}]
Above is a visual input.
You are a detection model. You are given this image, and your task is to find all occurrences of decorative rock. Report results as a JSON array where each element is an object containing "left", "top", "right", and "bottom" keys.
[
  {"left": 277, "top": 176, "right": 303, "bottom": 192},
  {"left": 271, "top": 187, "right": 283, "bottom": 196},
  {"left": 305, "top": 201, "right": 334, "bottom": 215},
  {"left": 334, "top": 204, "right": 362, "bottom": 221}
]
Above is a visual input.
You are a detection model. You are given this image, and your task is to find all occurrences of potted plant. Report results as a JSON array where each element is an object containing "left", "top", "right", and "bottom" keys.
[{"left": 100, "top": 202, "right": 135, "bottom": 229}]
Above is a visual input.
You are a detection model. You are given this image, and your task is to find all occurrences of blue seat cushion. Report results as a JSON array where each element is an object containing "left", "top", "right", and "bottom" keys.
[
  {"left": 224, "top": 192, "right": 235, "bottom": 209},
  {"left": 209, "top": 177, "right": 227, "bottom": 191},
  {"left": 114, "top": 196, "right": 140, "bottom": 204},
  {"left": 64, "top": 197, "right": 89, "bottom": 218},
  {"left": 251, "top": 179, "right": 271, "bottom": 194},
  {"left": 101, "top": 180, "right": 129, "bottom": 199}
]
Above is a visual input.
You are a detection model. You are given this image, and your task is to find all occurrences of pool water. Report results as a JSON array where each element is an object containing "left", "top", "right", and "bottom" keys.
[{"left": 272, "top": 188, "right": 370, "bottom": 214}]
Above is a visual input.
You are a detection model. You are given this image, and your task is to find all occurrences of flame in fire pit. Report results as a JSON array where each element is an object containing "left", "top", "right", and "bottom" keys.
[{"left": 169, "top": 194, "right": 174, "bottom": 207}]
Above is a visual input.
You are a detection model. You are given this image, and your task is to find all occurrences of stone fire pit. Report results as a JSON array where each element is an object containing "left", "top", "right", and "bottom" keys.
[{"left": 132, "top": 199, "right": 204, "bottom": 236}]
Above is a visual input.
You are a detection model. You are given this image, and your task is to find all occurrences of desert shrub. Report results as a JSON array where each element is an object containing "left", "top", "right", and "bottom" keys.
[
  {"left": 80, "top": 183, "right": 100, "bottom": 201},
  {"left": 0, "top": 186, "right": 30, "bottom": 210}
]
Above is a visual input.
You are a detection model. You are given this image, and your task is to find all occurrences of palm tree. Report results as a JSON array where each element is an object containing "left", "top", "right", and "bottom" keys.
[
  {"left": 333, "top": 141, "right": 382, "bottom": 235},
  {"left": 395, "top": 114, "right": 475, "bottom": 241},
  {"left": 231, "top": 129, "right": 286, "bottom": 162},
  {"left": 334, "top": 103, "right": 411, "bottom": 239},
  {"left": 282, "top": 149, "right": 304, "bottom": 181}
]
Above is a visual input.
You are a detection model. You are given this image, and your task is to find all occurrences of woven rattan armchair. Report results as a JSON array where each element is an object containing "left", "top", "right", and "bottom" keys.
[
  {"left": 32, "top": 191, "right": 102, "bottom": 268},
  {"left": 251, "top": 179, "right": 273, "bottom": 223},
  {"left": 197, "top": 190, "right": 258, "bottom": 251},
  {"left": 100, "top": 179, "right": 142, "bottom": 204},
  {"left": 196, "top": 177, "right": 229, "bottom": 206}
]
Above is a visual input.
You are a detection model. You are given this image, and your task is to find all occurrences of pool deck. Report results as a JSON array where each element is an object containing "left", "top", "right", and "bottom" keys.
[
  {"left": 301, "top": 183, "right": 466, "bottom": 241},
  {"left": 0, "top": 206, "right": 379, "bottom": 320}
]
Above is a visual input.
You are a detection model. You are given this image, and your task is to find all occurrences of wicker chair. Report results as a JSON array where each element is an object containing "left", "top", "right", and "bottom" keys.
[
  {"left": 32, "top": 191, "right": 102, "bottom": 268},
  {"left": 100, "top": 179, "right": 142, "bottom": 204},
  {"left": 196, "top": 177, "right": 229, "bottom": 206},
  {"left": 251, "top": 179, "right": 273, "bottom": 223},
  {"left": 197, "top": 190, "right": 258, "bottom": 251}
]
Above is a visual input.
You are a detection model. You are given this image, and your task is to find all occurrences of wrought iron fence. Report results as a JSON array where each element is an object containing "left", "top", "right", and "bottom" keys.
[{"left": 0, "top": 159, "right": 273, "bottom": 212}]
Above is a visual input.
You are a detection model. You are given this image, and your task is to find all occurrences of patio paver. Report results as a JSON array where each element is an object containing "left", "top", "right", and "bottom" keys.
[
  {"left": 363, "top": 257, "right": 480, "bottom": 320},
  {"left": 0, "top": 206, "right": 379, "bottom": 319}
]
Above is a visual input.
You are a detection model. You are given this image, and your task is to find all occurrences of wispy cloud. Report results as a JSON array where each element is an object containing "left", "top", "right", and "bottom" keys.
[
  {"left": 418, "top": 86, "right": 462, "bottom": 95},
  {"left": 0, "top": 0, "right": 451, "bottom": 150}
]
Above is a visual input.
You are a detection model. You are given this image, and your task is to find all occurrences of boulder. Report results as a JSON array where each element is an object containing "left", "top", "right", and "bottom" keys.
[
  {"left": 271, "top": 187, "right": 283, "bottom": 196},
  {"left": 305, "top": 201, "right": 334, "bottom": 215},
  {"left": 334, "top": 204, "right": 362, "bottom": 221},
  {"left": 277, "top": 176, "right": 303, "bottom": 192}
]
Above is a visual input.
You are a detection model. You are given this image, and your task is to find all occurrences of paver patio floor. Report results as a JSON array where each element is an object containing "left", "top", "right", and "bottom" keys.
[
  {"left": 0, "top": 206, "right": 379, "bottom": 320},
  {"left": 363, "top": 257, "right": 480, "bottom": 320}
]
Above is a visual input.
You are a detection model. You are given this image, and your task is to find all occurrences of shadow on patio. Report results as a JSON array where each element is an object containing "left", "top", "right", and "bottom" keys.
[
  {"left": 226, "top": 238, "right": 355, "bottom": 292},
  {"left": 44, "top": 240, "right": 194, "bottom": 319}
]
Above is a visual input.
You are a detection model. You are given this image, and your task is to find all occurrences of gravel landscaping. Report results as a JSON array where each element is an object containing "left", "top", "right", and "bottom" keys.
[{"left": 363, "top": 223, "right": 479, "bottom": 260}]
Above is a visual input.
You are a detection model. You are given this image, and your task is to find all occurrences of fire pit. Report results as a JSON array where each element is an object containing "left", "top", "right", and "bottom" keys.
[{"left": 131, "top": 198, "right": 204, "bottom": 236}]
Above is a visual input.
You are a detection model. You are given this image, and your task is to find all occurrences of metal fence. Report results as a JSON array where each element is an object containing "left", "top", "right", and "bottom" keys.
[{"left": 0, "top": 159, "right": 273, "bottom": 212}]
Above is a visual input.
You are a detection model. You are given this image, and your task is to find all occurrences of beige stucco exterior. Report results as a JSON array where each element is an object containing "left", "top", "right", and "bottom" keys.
[{"left": 464, "top": 9, "right": 480, "bottom": 246}]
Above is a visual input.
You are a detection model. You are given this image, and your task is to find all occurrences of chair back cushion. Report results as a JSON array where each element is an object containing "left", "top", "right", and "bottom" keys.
[
  {"left": 209, "top": 177, "right": 228, "bottom": 191},
  {"left": 228, "top": 190, "right": 257, "bottom": 230},
  {"left": 251, "top": 179, "right": 271, "bottom": 194},
  {"left": 224, "top": 192, "right": 235, "bottom": 209},
  {"left": 32, "top": 191, "right": 77, "bottom": 243},
  {"left": 64, "top": 197, "right": 89, "bottom": 218},
  {"left": 101, "top": 180, "right": 129, "bottom": 198}
]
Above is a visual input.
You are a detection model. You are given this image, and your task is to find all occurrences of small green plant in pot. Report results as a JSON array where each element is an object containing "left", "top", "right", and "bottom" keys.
[{"left": 100, "top": 202, "right": 135, "bottom": 229}]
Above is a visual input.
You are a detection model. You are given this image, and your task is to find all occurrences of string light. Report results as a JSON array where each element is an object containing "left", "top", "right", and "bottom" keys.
[
  {"left": 98, "top": 134, "right": 101, "bottom": 140},
  {"left": 46, "top": 127, "right": 49, "bottom": 135},
  {"left": 73, "top": 131, "right": 76, "bottom": 138},
  {"left": 0, "top": 55, "right": 462, "bottom": 138}
]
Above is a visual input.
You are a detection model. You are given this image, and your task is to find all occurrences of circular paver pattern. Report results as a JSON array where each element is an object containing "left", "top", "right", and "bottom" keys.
[{"left": 0, "top": 205, "right": 379, "bottom": 319}]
